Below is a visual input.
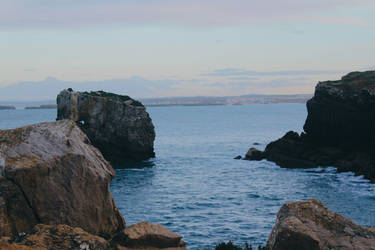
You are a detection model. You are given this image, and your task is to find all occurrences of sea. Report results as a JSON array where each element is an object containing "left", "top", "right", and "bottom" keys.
[{"left": 1, "top": 104, "right": 374, "bottom": 249}]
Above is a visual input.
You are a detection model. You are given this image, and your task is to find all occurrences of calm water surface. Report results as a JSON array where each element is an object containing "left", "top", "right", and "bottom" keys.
[{"left": 1, "top": 105, "right": 374, "bottom": 249}]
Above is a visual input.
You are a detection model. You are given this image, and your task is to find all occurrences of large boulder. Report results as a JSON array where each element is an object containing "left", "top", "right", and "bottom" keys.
[
  {"left": 123, "top": 222, "right": 187, "bottom": 249},
  {"left": 266, "top": 199, "right": 375, "bottom": 250},
  {"left": 0, "top": 120, "right": 125, "bottom": 240},
  {"left": 57, "top": 90, "right": 155, "bottom": 163},
  {"left": 245, "top": 71, "right": 375, "bottom": 181}
]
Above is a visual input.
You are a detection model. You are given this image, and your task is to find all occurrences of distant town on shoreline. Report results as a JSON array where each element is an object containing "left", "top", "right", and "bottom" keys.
[{"left": 0, "top": 93, "right": 312, "bottom": 110}]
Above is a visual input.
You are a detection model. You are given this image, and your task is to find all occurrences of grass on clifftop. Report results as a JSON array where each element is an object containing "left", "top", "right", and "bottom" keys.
[{"left": 82, "top": 90, "right": 144, "bottom": 107}]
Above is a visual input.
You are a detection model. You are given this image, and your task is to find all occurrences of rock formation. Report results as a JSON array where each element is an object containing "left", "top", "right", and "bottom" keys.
[
  {"left": 0, "top": 120, "right": 125, "bottom": 240},
  {"left": 245, "top": 71, "right": 375, "bottom": 181},
  {"left": 123, "top": 222, "right": 186, "bottom": 249},
  {"left": 0, "top": 120, "right": 186, "bottom": 249},
  {"left": 0, "top": 224, "right": 110, "bottom": 250},
  {"left": 266, "top": 199, "right": 375, "bottom": 250},
  {"left": 57, "top": 89, "right": 155, "bottom": 163}
]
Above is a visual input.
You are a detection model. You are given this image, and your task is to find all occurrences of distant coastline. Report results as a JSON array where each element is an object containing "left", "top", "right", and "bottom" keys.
[
  {"left": 24, "top": 104, "right": 57, "bottom": 110},
  {"left": 0, "top": 93, "right": 312, "bottom": 109},
  {"left": 0, "top": 105, "right": 16, "bottom": 110}
]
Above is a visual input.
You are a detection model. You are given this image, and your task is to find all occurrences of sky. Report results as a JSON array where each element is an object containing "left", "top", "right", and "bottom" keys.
[{"left": 1, "top": 0, "right": 375, "bottom": 100}]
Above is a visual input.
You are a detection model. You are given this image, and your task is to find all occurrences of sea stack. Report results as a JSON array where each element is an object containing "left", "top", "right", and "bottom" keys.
[
  {"left": 57, "top": 89, "right": 155, "bottom": 163},
  {"left": 245, "top": 71, "right": 375, "bottom": 181}
]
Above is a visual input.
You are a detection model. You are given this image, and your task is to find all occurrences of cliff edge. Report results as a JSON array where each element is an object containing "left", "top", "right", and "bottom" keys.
[{"left": 245, "top": 71, "right": 375, "bottom": 181}]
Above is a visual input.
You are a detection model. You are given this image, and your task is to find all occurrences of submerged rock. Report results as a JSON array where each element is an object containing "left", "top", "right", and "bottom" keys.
[
  {"left": 0, "top": 120, "right": 125, "bottom": 240},
  {"left": 246, "top": 71, "right": 375, "bottom": 181},
  {"left": 57, "top": 89, "right": 155, "bottom": 162},
  {"left": 266, "top": 199, "right": 375, "bottom": 250}
]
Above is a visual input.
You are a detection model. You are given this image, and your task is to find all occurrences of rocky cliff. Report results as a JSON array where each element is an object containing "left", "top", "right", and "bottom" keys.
[
  {"left": 0, "top": 120, "right": 186, "bottom": 249},
  {"left": 245, "top": 71, "right": 375, "bottom": 181},
  {"left": 266, "top": 199, "right": 375, "bottom": 250},
  {"left": 57, "top": 89, "right": 155, "bottom": 163},
  {"left": 0, "top": 120, "right": 125, "bottom": 240}
]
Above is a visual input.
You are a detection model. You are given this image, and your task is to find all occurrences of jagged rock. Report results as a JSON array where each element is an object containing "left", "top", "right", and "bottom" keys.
[
  {"left": 244, "top": 147, "right": 264, "bottom": 161},
  {"left": 304, "top": 71, "right": 375, "bottom": 147},
  {"left": 57, "top": 89, "right": 155, "bottom": 163},
  {"left": 246, "top": 71, "right": 375, "bottom": 181},
  {"left": 234, "top": 155, "right": 242, "bottom": 160},
  {"left": 0, "top": 120, "right": 125, "bottom": 240},
  {"left": 0, "top": 224, "right": 110, "bottom": 250},
  {"left": 266, "top": 199, "right": 375, "bottom": 250},
  {"left": 123, "top": 222, "right": 187, "bottom": 250}
]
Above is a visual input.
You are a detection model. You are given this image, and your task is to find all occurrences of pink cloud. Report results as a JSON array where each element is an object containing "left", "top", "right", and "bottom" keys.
[{"left": 0, "top": 0, "right": 374, "bottom": 28}]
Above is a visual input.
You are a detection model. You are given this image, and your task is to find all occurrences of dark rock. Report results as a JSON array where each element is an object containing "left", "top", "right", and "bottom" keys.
[
  {"left": 253, "top": 142, "right": 261, "bottom": 145},
  {"left": 0, "top": 105, "right": 16, "bottom": 110},
  {"left": 266, "top": 199, "right": 375, "bottom": 250},
  {"left": 244, "top": 148, "right": 264, "bottom": 161},
  {"left": 234, "top": 155, "right": 242, "bottom": 160},
  {"left": 0, "top": 120, "right": 125, "bottom": 240},
  {"left": 57, "top": 90, "right": 155, "bottom": 162},
  {"left": 246, "top": 71, "right": 375, "bottom": 181}
]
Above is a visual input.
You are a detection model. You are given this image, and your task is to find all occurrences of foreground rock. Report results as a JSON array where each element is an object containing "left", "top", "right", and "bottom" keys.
[
  {"left": 0, "top": 120, "right": 186, "bottom": 249},
  {"left": 245, "top": 71, "right": 375, "bottom": 181},
  {"left": 267, "top": 199, "right": 375, "bottom": 250},
  {"left": 123, "top": 222, "right": 186, "bottom": 249},
  {"left": 0, "top": 120, "right": 125, "bottom": 240},
  {"left": 57, "top": 89, "right": 155, "bottom": 162},
  {"left": 0, "top": 224, "right": 110, "bottom": 250}
]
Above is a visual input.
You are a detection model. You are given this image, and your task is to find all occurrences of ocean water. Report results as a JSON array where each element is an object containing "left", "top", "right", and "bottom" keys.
[{"left": 1, "top": 105, "right": 375, "bottom": 249}]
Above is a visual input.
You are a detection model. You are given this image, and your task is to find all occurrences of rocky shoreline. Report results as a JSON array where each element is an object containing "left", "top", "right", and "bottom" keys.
[
  {"left": 244, "top": 71, "right": 375, "bottom": 182},
  {"left": 1, "top": 89, "right": 375, "bottom": 249},
  {"left": 0, "top": 120, "right": 185, "bottom": 249}
]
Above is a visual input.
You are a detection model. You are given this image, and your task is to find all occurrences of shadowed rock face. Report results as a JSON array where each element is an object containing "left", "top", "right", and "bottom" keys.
[
  {"left": 266, "top": 199, "right": 375, "bottom": 250},
  {"left": 245, "top": 71, "right": 375, "bottom": 181},
  {"left": 304, "top": 71, "right": 375, "bottom": 147},
  {"left": 57, "top": 90, "right": 155, "bottom": 163},
  {"left": 0, "top": 120, "right": 125, "bottom": 240}
]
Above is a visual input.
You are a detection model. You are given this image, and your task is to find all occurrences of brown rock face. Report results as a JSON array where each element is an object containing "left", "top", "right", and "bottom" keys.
[
  {"left": 124, "top": 222, "right": 187, "bottom": 250},
  {"left": 0, "top": 224, "right": 110, "bottom": 250},
  {"left": 0, "top": 120, "right": 125, "bottom": 240},
  {"left": 56, "top": 89, "right": 155, "bottom": 163},
  {"left": 267, "top": 199, "right": 375, "bottom": 250}
]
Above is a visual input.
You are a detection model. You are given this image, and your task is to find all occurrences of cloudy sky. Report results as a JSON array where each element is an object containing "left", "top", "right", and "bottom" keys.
[{"left": 1, "top": 0, "right": 375, "bottom": 99}]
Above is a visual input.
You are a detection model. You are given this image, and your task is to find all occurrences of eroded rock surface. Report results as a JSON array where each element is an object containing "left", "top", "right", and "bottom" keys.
[
  {"left": 245, "top": 71, "right": 375, "bottom": 181},
  {"left": 266, "top": 199, "right": 375, "bottom": 250},
  {"left": 0, "top": 120, "right": 125, "bottom": 240},
  {"left": 123, "top": 222, "right": 187, "bottom": 250},
  {"left": 57, "top": 90, "right": 155, "bottom": 162},
  {"left": 0, "top": 224, "right": 110, "bottom": 250}
]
